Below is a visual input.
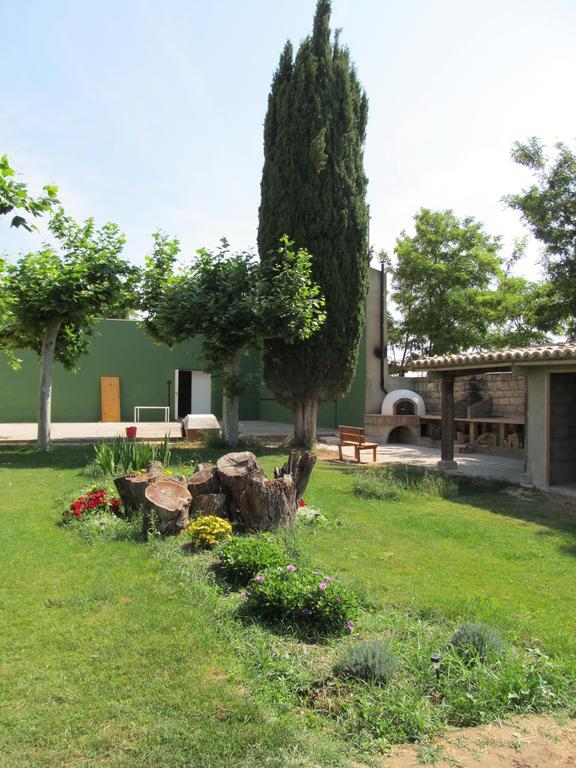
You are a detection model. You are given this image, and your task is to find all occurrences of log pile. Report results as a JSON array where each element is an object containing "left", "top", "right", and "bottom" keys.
[{"left": 113, "top": 449, "right": 316, "bottom": 536}]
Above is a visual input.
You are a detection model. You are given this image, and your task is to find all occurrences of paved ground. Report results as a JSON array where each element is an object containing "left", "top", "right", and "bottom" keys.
[
  {"left": 324, "top": 440, "right": 524, "bottom": 484},
  {"left": 0, "top": 420, "right": 525, "bottom": 485}
]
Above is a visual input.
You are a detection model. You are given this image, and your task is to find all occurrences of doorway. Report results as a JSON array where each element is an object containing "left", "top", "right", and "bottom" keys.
[
  {"left": 549, "top": 372, "right": 576, "bottom": 486},
  {"left": 175, "top": 370, "right": 212, "bottom": 419}
]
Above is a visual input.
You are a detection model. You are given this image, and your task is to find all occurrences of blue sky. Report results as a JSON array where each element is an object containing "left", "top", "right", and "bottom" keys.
[{"left": 1, "top": 0, "right": 575, "bottom": 278}]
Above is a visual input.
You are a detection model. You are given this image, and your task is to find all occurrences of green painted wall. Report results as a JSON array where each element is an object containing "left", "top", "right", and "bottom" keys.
[
  {"left": 0, "top": 319, "right": 366, "bottom": 427},
  {"left": 0, "top": 319, "right": 260, "bottom": 423}
]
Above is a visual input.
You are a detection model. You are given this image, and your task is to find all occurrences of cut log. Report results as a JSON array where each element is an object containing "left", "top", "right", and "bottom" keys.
[
  {"left": 144, "top": 480, "right": 192, "bottom": 535},
  {"left": 114, "top": 472, "right": 158, "bottom": 514},
  {"left": 187, "top": 466, "right": 221, "bottom": 497},
  {"left": 192, "top": 493, "right": 228, "bottom": 518}
]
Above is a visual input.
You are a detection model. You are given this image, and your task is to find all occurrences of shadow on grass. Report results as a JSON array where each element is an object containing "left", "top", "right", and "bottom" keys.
[
  {"left": 0, "top": 444, "right": 92, "bottom": 470},
  {"left": 345, "top": 462, "right": 576, "bottom": 553}
]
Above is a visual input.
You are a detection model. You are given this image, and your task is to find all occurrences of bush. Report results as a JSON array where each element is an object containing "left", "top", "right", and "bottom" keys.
[
  {"left": 352, "top": 465, "right": 457, "bottom": 501},
  {"left": 450, "top": 621, "right": 504, "bottom": 663},
  {"left": 244, "top": 565, "right": 357, "bottom": 637},
  {"left": 334, "top": 639, "right": 398, "bottom": 685},
  {"left": 201, "top": 431, "right": 265, "bottom": 454},
  {"left": 187, "top": 515, "right": 232, "bottom": 549},
  {"left": 63, "top": 487, "right": 122, "bottom": 523},
  {"left": 75, "top": 512, "right": 144, "bottom": 542},
  {"left": 217, "top": 536, "right": 288, "bottom": 586}
]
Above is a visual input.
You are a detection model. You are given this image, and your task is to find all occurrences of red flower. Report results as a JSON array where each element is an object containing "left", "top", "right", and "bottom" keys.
[
  {"left": 72, "top": 509, "right": 82, "bottom": 517},
  {"left": 298, "top": 498, "right": 307, "bottom": 507}
]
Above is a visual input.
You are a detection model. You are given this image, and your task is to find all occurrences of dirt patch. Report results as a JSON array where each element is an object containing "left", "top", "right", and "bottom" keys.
[{"left": 380, "top": 715, "right": 576, "bottom": 767}]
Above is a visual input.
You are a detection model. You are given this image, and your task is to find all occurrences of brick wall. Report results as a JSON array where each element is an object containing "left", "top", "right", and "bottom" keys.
[{"left": 396, "top": 372, "right": 525, "bottom": 417}]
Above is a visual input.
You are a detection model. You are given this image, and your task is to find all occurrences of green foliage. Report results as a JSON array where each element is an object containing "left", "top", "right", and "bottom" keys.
[
  {"left": 243, "top": 565, "right": 358, "bottom": 638},
  {"left": 391, "top": 208, "right": 503, "bottom": 367},
  {"left": 450, "top": 621, "right": 504, "bottom": 663},
  {"left": 258, "top": 0, "right": 369, "bottom": 432},
  {"left": 217, "top": 536, "right": 288, "bottom": 586},
  {"left": 73, "top": 510, "right": 145, "bottom": 543},
  {"left": 142, "top": 234, "right": 324, "bottom": 378},
  {"left": 89, "top": 435, "right": 172, "bottom": 477},
  {"left": 141, "top": 234, "right": 325, "bottom": 444},
  {"left": 506, "top": 137, "right": 576, "bottom": 334},
  {"left": 0, "top": 153, "right": 58, "bottom": 231},
  {"left": 390, "top": 208, "right": 554, "bottom": 368},
  {"left": 352, "top": 464, "right": 458, "bottom": 501},
  {"left": 333, "top": 639, "right": 398, "bottom": 684},
  {"left": 201, "top": 430, "right": 265, "bottom": 453}
]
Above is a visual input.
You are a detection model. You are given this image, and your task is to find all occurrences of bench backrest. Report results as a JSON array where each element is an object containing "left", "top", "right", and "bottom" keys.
[{"left": 339, "top": 425, "right": 365, "bottom": 444}]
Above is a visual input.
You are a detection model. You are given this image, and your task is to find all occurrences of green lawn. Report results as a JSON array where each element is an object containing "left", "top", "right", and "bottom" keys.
[
  {"left": 297, "top": 461, "right": 576, "bottom": 659},
  {"left": 1, "top": 445, "right": 575, "bottom": 766}
]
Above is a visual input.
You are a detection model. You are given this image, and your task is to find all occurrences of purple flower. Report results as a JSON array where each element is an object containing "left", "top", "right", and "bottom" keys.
[
  {"left": 324, "top": 576, "right": 334, "bottom": 582},
  {"left": 318, "top": 582, "right": 328, "bottom": 590},
  {"left": 302, "top": 608, "right": 312, "bottom": 616},
  {"left": 254, "top": 575, "right": 265, "bottom": 583},
  {"left": 286, "top": 564, "right": 296, "bottom": 572},
  {"left": 241, "top": 591, "right": 250, "bottom": 600},
  {"left": 346, "top": 620, "right": 354, "bottom": 632}
]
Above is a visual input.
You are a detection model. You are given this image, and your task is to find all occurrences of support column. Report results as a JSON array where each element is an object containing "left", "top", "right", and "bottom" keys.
[{"left": 438, "top": 372, "right": 458, "bottom": 470}]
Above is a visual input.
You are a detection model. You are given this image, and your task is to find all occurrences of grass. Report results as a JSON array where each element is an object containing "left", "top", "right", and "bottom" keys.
[
  {"left": 0, "top": 445, "right": 340, "bottom": 768},
  {"left": 296, "top": 461, "right": 576, "bottom": 659},
  {"left": 1, "top": 444, "right": 576, "bottom": 765}
]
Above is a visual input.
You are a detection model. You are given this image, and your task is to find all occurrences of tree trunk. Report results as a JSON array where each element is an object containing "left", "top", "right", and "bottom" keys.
[
  {"left": 37, "top": 319, "right": 62, "bottom": 450},
  {"left": 293, "top": 398, "right": 318, "bottom": 447},
  {"left": 222, "top": 356, "right": 241, "bottom": 447},
  {"left": 216, "top": 450, "right": 316, "bottom": 531},
  {"left": 274, "top": 449, "right": 317, "bottom": 500}
]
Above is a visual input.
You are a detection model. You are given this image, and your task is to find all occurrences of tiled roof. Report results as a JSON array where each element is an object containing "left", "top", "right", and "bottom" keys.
[{"left": 408, "top": 343, "right": 576, "bottom": 371}]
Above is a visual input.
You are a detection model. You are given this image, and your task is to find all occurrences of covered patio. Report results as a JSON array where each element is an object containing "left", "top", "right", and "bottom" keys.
[{"left": 409, "top": 343, "right": 576, "bottom": 490}]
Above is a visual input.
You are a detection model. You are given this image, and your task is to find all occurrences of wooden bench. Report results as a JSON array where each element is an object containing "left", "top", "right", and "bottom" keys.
[{"left": 338, "top": 425, "right": 378, "bottom": 463}]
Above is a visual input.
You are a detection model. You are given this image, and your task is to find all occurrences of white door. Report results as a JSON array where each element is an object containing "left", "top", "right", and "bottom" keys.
[{"left": 191, "top": 371, "right": 211, "bottom": 413}]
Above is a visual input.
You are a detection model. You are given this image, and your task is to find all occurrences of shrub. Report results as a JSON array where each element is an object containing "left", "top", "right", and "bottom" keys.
[
  {"left": 352, "top": 465, "right": 457, "bottom": 501},
  {"left": 217, "top": 536, "right": 287, "bottom": 586},
  {"left": 75, "top": 511, "right": 144, "bottom": 542},
  {"left": 450, "top": 621, "right": 504, "bottom": 663},
  {"left": 244, "top": 565, "right": 357, "bottom": 637},
  {"left": 63, "top": 487, "right": 122, "bottom": 523},
  {"left": 187, "top": 515, "right": 232, "bottom": 549},
  {"left": 89, "top": 435, "right": 172, "bottom": 477},
  {"left": 334, "top": 639, "right": 398, "bottom": 685}
]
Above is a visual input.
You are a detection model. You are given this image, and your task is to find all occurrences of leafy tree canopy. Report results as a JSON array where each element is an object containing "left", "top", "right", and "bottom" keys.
[
  {"left": 505, "top": 137, "right": 576, "bottom": 334},
  {"left": 389, "top": 208, "right": 550, "bottom": 370},
  {"left": 0, "top": 154, "right": 58, "bottom": 231},
  {"left": 3, "top": 209, "right": 139, "bottom": 368}
]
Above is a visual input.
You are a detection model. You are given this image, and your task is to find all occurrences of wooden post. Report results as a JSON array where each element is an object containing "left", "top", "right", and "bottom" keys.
[{"left": 438, "top": 372, "right": 458, "bottom": 470}]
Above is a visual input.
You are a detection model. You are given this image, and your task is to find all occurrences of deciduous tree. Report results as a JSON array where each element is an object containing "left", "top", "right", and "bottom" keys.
[
  {"left": 1, "top": 210, "right": 139, "bottom": 449},
  {"left": 141, "top": 235, "right": 325, "bottom": 446},
  {"left": 505, "top": 137, "right": 576, "bottom": 334},
  {"left": 0, "top": 154, "right": 58, "bottom": 231}
]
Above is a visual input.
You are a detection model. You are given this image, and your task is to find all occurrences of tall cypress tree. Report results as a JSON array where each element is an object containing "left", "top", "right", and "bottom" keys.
[{"left": 258, "top": 0, "right": 369, "bottom": 444}]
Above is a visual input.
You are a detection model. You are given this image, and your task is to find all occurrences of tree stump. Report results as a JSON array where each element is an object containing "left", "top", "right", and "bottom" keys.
[
  {"left": 144, "top": 480, "right": 191, "bottom": 535},
  {"left": 217, "top": 450, "right": 315, "bottom": 531},
  {"left": 274, "top": 449, "right": 317, "bottom": 500},
  {"left": 114, "top": 472, "right": 159, "bottom": 514},
  {"left": 187, "top": 466, "right": 221, "bottom": 497},
  {"left": 192, "top": 493, "right": 228, "bottom": 518}
]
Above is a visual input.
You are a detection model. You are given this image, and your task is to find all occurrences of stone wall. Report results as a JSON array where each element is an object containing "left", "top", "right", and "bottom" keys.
[{"left": 389, "top": 372, "right": 525, "bottom": 418}]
